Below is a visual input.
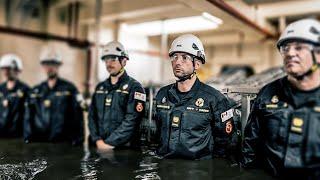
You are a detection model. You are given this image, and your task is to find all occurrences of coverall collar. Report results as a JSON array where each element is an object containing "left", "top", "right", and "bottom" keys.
[
  {"left": 282, "top": 77, "right": 320, "bottom": 108},
  {"left": 168, "top": 77, "right": 201, "bottom": 104},
  {"left": 105, "top": 71, "right": 129, "bottom": 90}
]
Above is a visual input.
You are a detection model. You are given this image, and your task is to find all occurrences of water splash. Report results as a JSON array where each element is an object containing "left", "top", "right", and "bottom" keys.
[
  {"left": 135, "top": 172, "right": 161, "bottom": 180},
  {"left": 134, "top": 151, "right": 161, "bottom": 180},
  {"left": 78, "top": 158, "right": 101, "bottom": 180},
  {"left": 0, "top": 159, "right": 47, "bottom": 180}
]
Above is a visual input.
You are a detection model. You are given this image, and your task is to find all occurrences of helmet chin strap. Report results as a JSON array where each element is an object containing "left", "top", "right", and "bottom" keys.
[
  {"left": 110, "top": 58, "right": 125, "bottom": 77},
  {"left": 176, "top": 58, "right": 196, "bottom": 82},
  {"left": 7, "top": 69, "right": 18, "bottom": 81},
  {"left": 293, "top": 50, "right": 319, "bottom": 81},
  {"left": 110, "top": 67, "right": 124, "bottom": 77},
  {"left": 176, "top": 71, "right": 196, "bottom": 82}
]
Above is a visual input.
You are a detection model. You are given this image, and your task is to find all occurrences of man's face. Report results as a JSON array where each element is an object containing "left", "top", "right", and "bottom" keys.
[
  {"left": 280, "top": 42, "right": 315, "bottom": 77},
  {"left": 104, "top": 56, "right": 126, "bottom": 76},
  {"left": 170, "top": 52, "right": 199, "bottom": 78},
  {"left": 42, "top": 64, "right": 60, "bottom": 79},
  {"left": 0, "top": 67, "right": 18, "bottom": 81}
]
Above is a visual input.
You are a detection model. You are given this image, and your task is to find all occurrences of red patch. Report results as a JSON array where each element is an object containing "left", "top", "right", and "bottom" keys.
[
  {"left": 226, "top": 121, "right": 233, "bottom": 134},
  {"left": 136, "top": 102, "right": 144, "bottom": 112}
]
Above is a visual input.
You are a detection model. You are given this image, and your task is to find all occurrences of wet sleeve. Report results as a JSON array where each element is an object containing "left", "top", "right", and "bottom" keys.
[
  {"left": 105, "top": 84, "right": 146, "bottom": 147},
  {"left": 23, "top": 89, "right": 33, "bottom": 143},
  {"left": 154, "top": 94, "right": 162, "bottom": 148},
  {"left": 88, "top": 90, "right": 101, "bottom": 143},
  {"left": 241, "top": 100, "right": 261, "bottom": 168},
  {"left": 211, "top": 97, "right": 238, "bottom": 157},
  {"left": 70, "top": 86, "right": 84, "bottom": 146}
]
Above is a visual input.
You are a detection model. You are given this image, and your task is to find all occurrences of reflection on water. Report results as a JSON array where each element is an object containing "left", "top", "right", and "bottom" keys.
[{"left": 0, "top": 139, "right": 274, "bottom": 179}]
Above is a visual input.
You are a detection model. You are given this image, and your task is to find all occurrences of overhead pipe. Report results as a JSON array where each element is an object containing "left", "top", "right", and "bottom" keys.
[
  {"left": 206, "top": 0, "right": 277, "bottom": 39},
  {"left": 0, "top": 25, "right": 91, "bottom": 48}
]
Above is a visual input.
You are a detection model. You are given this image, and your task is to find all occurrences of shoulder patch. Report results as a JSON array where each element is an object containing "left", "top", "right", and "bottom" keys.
[
  {"left": 221, "top": 109, "right": 234, "bottom": 122},
  {"left": 134, "top": 92, "right": 146, "bottom": 102}
]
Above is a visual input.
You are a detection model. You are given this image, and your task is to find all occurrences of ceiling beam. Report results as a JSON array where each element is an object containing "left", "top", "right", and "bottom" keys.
[
  {"left": 80, "top": 4, "right": 186, "bottom": 24},
  {"left": 207, "top": 0, "right": 276, "bottom": 38},
  {"left": 257, "top": 0, "right": 320, "bottom": 19}
]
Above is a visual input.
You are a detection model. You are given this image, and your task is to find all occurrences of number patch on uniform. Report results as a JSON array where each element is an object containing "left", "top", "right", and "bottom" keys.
[
  {"left": 221, "top": 109, "right": 234, "bottom": 122},
  {"left": 134, "top": 92, "right": 146, "bottom": 102}
]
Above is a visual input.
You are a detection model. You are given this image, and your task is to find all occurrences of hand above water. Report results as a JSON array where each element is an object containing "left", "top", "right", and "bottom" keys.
[{"left": 96, "top": 140, "right": 114, "bottom": 151}]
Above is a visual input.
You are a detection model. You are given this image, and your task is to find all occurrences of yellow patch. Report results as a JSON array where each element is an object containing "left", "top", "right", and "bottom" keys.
[
  {"left": 292, "top": 118, "right": 304, "bottom": 127},
  {"left": 172, "top": 116, "right": 180, "bottom": 127},
  {"left": 2, "top": 99, "right": 9, "bottom": 107},
  {"left": 44, "top": 100, "right": 51, "bottom": 107},
  {"left": 173, "top": 117, "right": 179, "bottom": 123}
]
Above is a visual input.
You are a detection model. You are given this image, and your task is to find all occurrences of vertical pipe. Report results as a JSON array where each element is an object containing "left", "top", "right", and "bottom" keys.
[
  {"left": 89, "top": 0, "right": 102, "bottom": 94},
  {"left": 279, "top": 16, "right": 286, "bottom": 33},
  {"left": 84, "top": 48, "right": 92, "bottom": 98},
  {"left": 113, "top": 20, "right": 120, "bottom": 41},
  {"left": 160, "top": 20, "right": 168, "bottom": 82},
  {"left": 67, "top": 3, "right": 73, "bottom": 37},
  {"left": 148, "top": 87, "right": 154, "bottom": 142},
  {"left": 74, "top": 1, "right": 80, "bottom": 38},
  {"left": 41, "top": 0, "right": 49, "bottom": 32},
  {"left": 241, "top": 94, "right": 251, "bottom": 139}
]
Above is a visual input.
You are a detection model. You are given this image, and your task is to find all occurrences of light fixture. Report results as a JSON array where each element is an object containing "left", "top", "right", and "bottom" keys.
[
  {"left": 120, "top": 13, "right": 223, "bottom": 36},
  {"left": 202, "top": 12, "right": 223, "bottom": 25}
]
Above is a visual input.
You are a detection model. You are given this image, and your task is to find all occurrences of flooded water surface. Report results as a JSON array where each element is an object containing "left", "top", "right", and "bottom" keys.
[{"left": 0, "top": 139, "right": 274, "bottom": 180}]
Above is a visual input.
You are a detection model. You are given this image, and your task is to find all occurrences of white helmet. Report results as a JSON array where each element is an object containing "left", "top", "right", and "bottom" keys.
[
  {"left": 277, "top": 18, "right": 320, "bottom": 49},
  {"left": 101, "top": 41, "right": 129, "bottom": 60},
  {"left": 0, "top": 54, "right": 23, "bottom": 71},
  {"left": 39, "top": 46, "right": 62, "bottom": 64},
  {"left": 169, "top": 34, "right": 206, "bottom": 64}
]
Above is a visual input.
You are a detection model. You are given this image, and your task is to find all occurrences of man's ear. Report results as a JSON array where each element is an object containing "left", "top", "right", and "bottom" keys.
[
  {"left": 315, "top": 47, "right": 320, "bottom": 63},
  {"left": 194, "top": 59, "right": 202, "bottom": 70},
  {"left": 121, "top": 58, "right": 128, "bottom": 66}
]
